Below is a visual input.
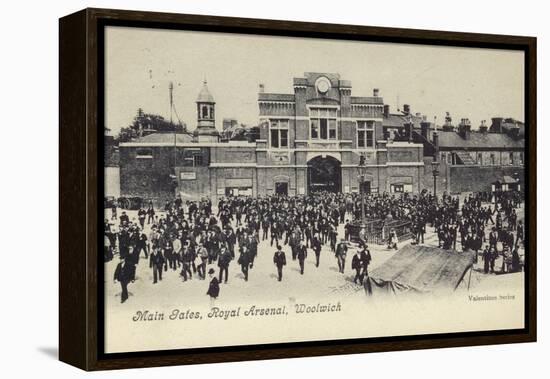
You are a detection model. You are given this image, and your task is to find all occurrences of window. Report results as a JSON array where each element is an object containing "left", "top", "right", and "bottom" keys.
[
  {"left": 329, "top": 119, "right": 337, "bottom": 139},
  {"left": 311, "top": 119, "right": 319, "bottom": 139},
  {"left": 193, "top": 154, "right": 203, "bottom": 167},
  {"left": 490, "top": 153, "right": 496, "bottom": 165},
  {"left": 391, "top": 184, "right": 404, "bottom": 193},
  {"left": 477, "top": 153, "right": 483, "bottom": 165},
  {"left": 202, "top": 106, "right": 208, "bottom": 118},
  {"left": 320, "top": 119, "right": 328, "bottom": 139},
  {"left": 270, "top": 129, "right": 279, "bottom": 148},
  {"left": 310, "top": 107, "right": 337, "bottom": 140},
  {"left": 391, "top": 184, "right": 412, "bottom": 193},
  {"left": 136, "top": 148, "right": 153, "bottom": 159},
  {"left": 357, "top": 121, "right": 375, "bottom": 148},
  {"left": 519, "top": 152, "right": 524, "bottom": 165},
  {"left": 269, "top": 119, "right": 289, "bottom": 149},
  {"left": 509, "top": 152, "right": 514, "bottom": 165}
]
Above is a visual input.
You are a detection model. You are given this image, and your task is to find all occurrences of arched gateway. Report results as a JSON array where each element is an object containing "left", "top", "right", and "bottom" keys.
[{"left": 307, "top": 155, "right": 342, "bottom": 193}]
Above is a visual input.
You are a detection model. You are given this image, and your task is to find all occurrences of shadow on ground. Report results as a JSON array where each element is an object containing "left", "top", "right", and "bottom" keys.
[{"left": 37, "top": 347, "right": 58, "bottom": 359}]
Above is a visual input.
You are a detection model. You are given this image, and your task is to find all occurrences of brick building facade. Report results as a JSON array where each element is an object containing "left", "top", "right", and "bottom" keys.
[{"left": 117, "top": 72, "right": 525, "bottom": 203}]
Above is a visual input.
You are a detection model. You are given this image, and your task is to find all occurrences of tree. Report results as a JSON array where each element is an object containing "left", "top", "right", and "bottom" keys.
[{"left": 115, "top": 108, "right": 186, "bottom": 143}]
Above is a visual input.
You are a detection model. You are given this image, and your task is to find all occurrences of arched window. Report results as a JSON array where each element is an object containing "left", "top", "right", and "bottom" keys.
[{"left": 202, "top": 105, "right": 208, "bottom": 118}]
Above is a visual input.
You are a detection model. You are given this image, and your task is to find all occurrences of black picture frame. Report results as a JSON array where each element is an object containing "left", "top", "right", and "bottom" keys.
[{"left": 59, "top": 8, "right": 537, "bottom": 371}]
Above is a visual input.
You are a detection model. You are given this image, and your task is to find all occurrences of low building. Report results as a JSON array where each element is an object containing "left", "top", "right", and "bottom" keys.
[{"left": 433, "top": 117, "right": 525, "bottom": 194}]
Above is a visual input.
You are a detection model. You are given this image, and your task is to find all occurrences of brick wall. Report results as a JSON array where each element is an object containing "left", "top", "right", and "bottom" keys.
[
  {"left": 119, "top": 145, "right": 210, "bottom": 203},
  {"left": 448, "top": 165, "right": 524, "bottom": 193}
]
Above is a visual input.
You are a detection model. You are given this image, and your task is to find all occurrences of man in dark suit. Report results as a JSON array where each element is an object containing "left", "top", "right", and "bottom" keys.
[
  {"left": 482, "top": 245, "right": 491, "bottom": 274},
  {"left": 135, "top": 228, "right": 148, "bottom": 259},
  {"left": 146, "top": 203, "right": 155, "bottom": 224},
  {"left": 273, "top": 245, "right": 286, "bottom": 282},
  {"left": 149, "top": 247, "right": 165, "bottom": 284},
  {"left": 113, "top": 257, "right": 132, "bottom": 303},
  {"left": 351, "top": 250, "right": 363, "bottom": 285},
  {"left": 335, "top": 239, "right": 348, "bottom": 273},
  {"left": 417, "top": 215, "right": 425, "bottom": 244},
  {"left": 344, "top": 220, "right": 351, "bottom": 241},
  {"left": 218, "top": 246, "right": 231, "bottom": 284},
  {"left": 237, "top": 245, "right": 251, "bottom": 281},
  {"left": 206, "top": 268, "right": 220, "bottom": 307},
  {"left": 118, "top": 225, "right": 130, "bottom": 259},
  {"left": 270, "top": 221, "right": 279, "bottom": 247},
  {"left": 360, "top": 244, "right": 372, "bottom": 280},
  {"left": 119, "top": 211, "right": 129, "bottom": 226},
  {"left": 247, "top": 234, "right": 258, "bottom": 269},
  {"left": 180, "top": 243, "right": 194, "bottom": 281},
  {"left": 311, "top": 232, "right": 322, "bottom": 267},
  {"left": 223, "top": 227, "right": 236, "bottom": 258},
  {"left": 262, "top": 217, "right": 270, "bottom": 241},
  {"left": 137, "top": 207, "right": 146, "bottom": 229},
  {"left": 297, "top": 240, "right": 307, "bottom": 275},
  {"left": 289, "top": 227, "right": 301, "bottom": 260}
]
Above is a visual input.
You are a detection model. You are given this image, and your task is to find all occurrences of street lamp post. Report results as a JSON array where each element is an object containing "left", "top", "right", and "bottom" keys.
[
  {"left": 357, "top": 155, "right": 367, "bottom": 242},
  {"left": 358, "top": 173, "right": 365, "bottom": 223},
  {"left": 431, "top": 158, "right": 440, "bottom": 200},
  {"left": 432, "top": 119, "right": 440, "bottom": 201}
]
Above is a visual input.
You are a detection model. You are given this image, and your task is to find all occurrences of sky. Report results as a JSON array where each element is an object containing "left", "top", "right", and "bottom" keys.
[{"left": 105, "top": 26, "right": 524, "bottom": 135}]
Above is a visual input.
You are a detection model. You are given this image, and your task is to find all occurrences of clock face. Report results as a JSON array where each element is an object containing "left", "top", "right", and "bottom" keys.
[{"left": 316, "top": 77, "right": 330, "bottom": 94}]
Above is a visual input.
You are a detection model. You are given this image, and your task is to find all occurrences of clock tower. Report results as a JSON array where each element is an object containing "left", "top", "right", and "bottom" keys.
[{"left": 194, "top": 80, "right": 220, "bottom": 142}]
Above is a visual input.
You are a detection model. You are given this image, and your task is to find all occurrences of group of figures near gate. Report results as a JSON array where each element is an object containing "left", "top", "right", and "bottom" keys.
[{"left": 104, "top": 189, "right": 524, "bottom": 304}]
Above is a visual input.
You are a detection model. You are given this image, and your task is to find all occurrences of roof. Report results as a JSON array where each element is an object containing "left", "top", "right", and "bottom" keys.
[
  {"left": 196, "top": 80, "right": 214, "bottom": 103},
  {"left": 125, "top": 132, "right": 194, "bottom": 144},
  {"left": 258, "top": 93, "right": 295, "bottom": 102},
  {"left": 437, "top": 130, "right": 524, "bottom": 149},
  {"left": 501, "top": 120, "right": 525, "bottom": 139},
  {"left": 350, "top": 96, "right": 384, "bottom": 105},
  {"left": 366, "top": 245, "right": 476, "bottom": 295},
  {"left": 494, "top": 176, "right": 519, "bottom": 184},
  {"left": 293, "top": 77, "right": 308, "bottom": 86},
  {"left": 382, "top": 113, "right": 424, "bottom": 128}
]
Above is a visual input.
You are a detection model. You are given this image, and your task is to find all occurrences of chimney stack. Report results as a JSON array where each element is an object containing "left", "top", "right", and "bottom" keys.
[
  {"left": 442, "top": 112, "right": 454, "bottom": 131},
  {"left": 373, "top": 88, "right": 379, "bottom": 97},
  {"left": 403, "top": 104, "right": 410, "bottom": 115},
  {"left": 458, "top": 118, "right": 471, "bottom": 140},
  {"left": 491, "top": 117, "right": 503, "bottom": 133},
  {"left": 420, "top": 120, "right": 430, "bottom": 140},
  {"left": 479, "top": 120, "right": 488, "bottom": 134},
  {"left": 383, "top": 104, "right": 390, "bottom": 118},
  {"left": 259, "top": 83, "right": 265, "bottom": 93},
  {"left": 405, "top": 117, "right": 414, "bottom": 142}
]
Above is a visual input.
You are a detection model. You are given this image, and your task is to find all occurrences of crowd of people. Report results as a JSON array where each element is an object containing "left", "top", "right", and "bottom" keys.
[{"left": 105, "top": 189, "right": 524, "bottom": 303}]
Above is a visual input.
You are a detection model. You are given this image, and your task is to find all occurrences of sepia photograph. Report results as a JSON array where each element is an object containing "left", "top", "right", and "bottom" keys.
[{"left": 102, "top": 25, "right": 527, "bottom": 354}]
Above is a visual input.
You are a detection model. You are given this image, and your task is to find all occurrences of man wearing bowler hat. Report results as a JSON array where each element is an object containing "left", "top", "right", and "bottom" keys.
[
  {"left": 113, "top": 256, "right": 132, "bottom": 303},
  {"left": 206, "top": 268, "right": 220, "bottom": 307}
]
